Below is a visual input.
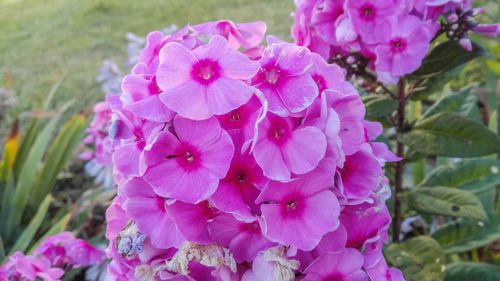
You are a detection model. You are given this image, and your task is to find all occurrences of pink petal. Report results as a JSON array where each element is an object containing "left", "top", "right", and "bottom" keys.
[
  {"left": 253, "top": 138, "right": 290, "bottom": 181},
  {"left": 282, "top": 126, "right": 327, "bottom": 175},
  {"left": 218, "top": 51, "right": 260, "bottom": 80},
  {"left": 206, "top": 78, "right": 255, "bottom": 115},
  {"left": 160, "top": 80, "right": 211, "bottom": 120},
  {"left": 198, "top": 129, "right": 234, "bottom": 178},
  {"left": 124, "top": 95, "right": 175, "bottom": 122},
  {"left": 166, "top": 201, "right": 212, "bottom": 244},
  {"left": 193, "top": 35, "right": 229, "bottom": 60},
  {"left": 277, "top": 74, "right": 318, "bottom": 114},
  {"left": 209, "top": 181, "right": 255, "bottom": 222},
  {"left": 173, "top": 116, "right": 221, "bottom": 150},
  {"left": 157, "top": 43, "right": 197, "bottom": 91}
]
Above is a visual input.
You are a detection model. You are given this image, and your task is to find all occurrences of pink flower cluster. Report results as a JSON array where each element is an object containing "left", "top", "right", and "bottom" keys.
[
  {"left": 80, "top": 101, "right": 115, "bottom": 188},
  {"left": 104, "top": 20, "right": 403, "bottom": 281},
  {"left": 293, "top": 0, "right": 499, "bottom": 83},
  {"left": 0, "top": 232, "right": 104, "bottom": 281}
]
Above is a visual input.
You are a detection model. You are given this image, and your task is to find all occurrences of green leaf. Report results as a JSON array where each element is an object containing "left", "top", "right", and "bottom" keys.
[
  {"left": 419, "top": 159, "right": 500, "bottom": 188},
  {"left": 421, "top": 85, "right": 480, "bottom": 120},
  {"left": 410, "top": 65, "right": 465, "bottom": 101},
  {"left": 0, "top": 236, "right": 5, "bottom": 262},
  {"left": 361, "top": 95, "right": 398, "bottom": 120},
  {"left": 7, "top": 195, "right": 52, "bottom": 258},
  {"left": 444, "top": 262, "right": 500, "bottom": 281},
  {"left": 398, "top": 112, "right": 500, "bottom": 157},
  {"left": 8, "top": 116, "right": 60, "bottom": 233},
  {"left": 0, "top": 171, "right": 15, "bottom": 240},
  {"left": 31, "top": 114, "right": 87, "bottom": 206},
  {"left": 13, "top": 120, "right": 40, "bottom": 179},
  {"left": 486, "top": 60, "right": 500, "bottom": 76},
  {"left": 431, "top": 214, "right": 500, "bottom": 255},
  {"left": 384, "top": 236, "right": 445, "bottom": 281},
  {"left": 28, "top": 213, "right": 71, "bottom": 254},
  {"left": 413, "top": 41, "right": 486, "bottom": 78},
  {"left": 406, "top": 187, "right": 487, "bottom": 220}
]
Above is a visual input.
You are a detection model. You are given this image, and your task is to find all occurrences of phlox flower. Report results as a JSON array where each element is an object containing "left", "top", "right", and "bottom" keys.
[
  {"left": 252, "top": 113, "right": 327, "bottom": 181},
  {"left": 252, "top": 43, "right": 319, "bottom": 116},
  {"left": 143, "top": 115, "right": 234, "bottom": 203},
  {"left": 302, "top": 250, "right": 369, "bottom": 281},
  {"left": 216, "top": 96, "right": 263, "bottom": 143},
  {"left": 64, "top": 239, "right": 104, "bottom": 267},
  {"left": 375, "top": 15, "right": 431, "bottom": 76},
  {"left": 124, "top": 178, "right": 185, "bottom": 249},
  {"left": 156, "top": 35, "right": 259, "bottom": 120},
  {"left": 0, "top": 252, "right": 64, "bottom": 281},
  {"left": 346, "top": 0, "right": 396, "bottom": 44},
  {"left": 256, "top": 170, "right": 340, "bottom": 250},
  {"left": 340, "top": 145, "right": 383, "bottom": 200},
  {"left": 208, "top": 214, "right": 274, "bottom": 263},
  {"left": 307, "top": 52, "right": 345, "bottom": 93},
  {"left": 310, "top": 0, "right": 345, "bottom": 45},
  {"left": 34, "top": 232, "right": 74, "bottom": 267},
  {"left": 340, "top": 202, "right": 392, "bottom": 250},
  {"left": 166, "top": 201, "right": 215, "bottom": 244},
  {"left": 210, "top": 133, "right": 268, "bottom": 221},
  {"left": 364, "top": 250, "right": 405, "bottom": 281},
  {"left": 190, "top": 20, "right": 267, "bottom": 49}
]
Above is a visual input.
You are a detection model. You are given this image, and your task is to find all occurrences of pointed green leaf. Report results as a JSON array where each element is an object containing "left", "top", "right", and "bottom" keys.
[
  {"left": 432, "top": 214, "right": 500, "bottom": 254},
  {"left": 421, "top": 85, "right": 480, "bottom": 120},
  {"left": 13, "top": 120, "right": 40, "bottom": 179},
  {"left": 31, "top": 114, "right": 87, "bottom": 206},
  {"left": 8, "top": 116, "right": 60, "bottom": 232},
  {"left": 444, "top": 262, "right": 500, "bottom": 281},
  {"left": 413, "top": 41, "right": 486, "bottom": 78},
  {"left": 384, "top": 236, "right": 445, "bottom": 281},
  {"left": 406, "top": 187, "right": 487, "bottom": 220},
  {"left": 399, "top": 112, "right": 500, "bottom": 157},
  {"left": 361, "top": 95, "right": 398, "bottom": 120},
  {"left": 28, "top": 213, "right": 71, "bottom": 254},
  {"left": 410, "top": 65, "right": 465, "bottom": 101},
  {"left": 7, "top": 195, "right": 52, "bottom": 257}
]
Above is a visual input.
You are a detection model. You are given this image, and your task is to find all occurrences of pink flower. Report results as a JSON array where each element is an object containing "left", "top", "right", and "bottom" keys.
[
  {"left": 166, "top": 201, "right": 215, "bottom": 244},
  {"left": 156, "top": 35, "right": 259, "bottom": 120},
  {"left": 34, "top": 232, "right": 74, "bottom": 267},
  {"left": 346, "top": 0, "right": 396, "bottom": 44},
  {"left": 340, "top": 145, "right": 383, "bottom": 200},
  {"left": 216, "top": 96, "right": 263, "bottom": 142},
  {"left": 375, "top": 15, "right": 431, "bottom": 76},
  {"left": 310, "top": 0, "right": 345, "bottom": 45},
  {"left": 124, "top": 178, "right": 185, "bottom": 249},
  {"left": 307, "top": 52, "right": 345, "bottom": 93},
  {"left": 64, "top": 239, "right": 104, "bottom": 266},
  {"left": 252, "top": 43, "right": 318, "bottom": 116},
  {"left": 341, "top": 202, "right": 391, "bottom": 250},
  {"left": 252, "top": 113, "right": 327, "bottom": 181},
  {"left": 210, "top": 133, "right": 268, "bottom": 221},
  {"left": 0, "top": 252, "right": 64, "bottom": 281},
  {"left": 208, "top": 214, "right": 274, "bottom": 263},
  {"left": 190, "top": 20, "right": 267, "bottom": 49},
  {"left": 143, "top": 116, "right": 234, "bottom": 203},
  {"left": 302, "top": 250, "right": 369, "bottom": 281},
  {"left": 256, "top": 170, "right": 340, "bottom": 250}
]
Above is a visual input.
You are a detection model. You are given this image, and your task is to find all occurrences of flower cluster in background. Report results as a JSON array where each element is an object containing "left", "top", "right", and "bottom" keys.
[
  {"left": 101, "top": 19, "right": 403, "bottom": 281},
  {"left": 292, "top": 0, "right": 500, "bottom": 83},
  {"left": 0, "top": 232, "right": 104, "bottom": 281}
]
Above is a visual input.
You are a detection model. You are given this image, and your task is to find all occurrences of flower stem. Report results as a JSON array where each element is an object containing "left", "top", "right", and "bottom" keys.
[{"left": 392, "top": 79, "right": 406, "bottom": 242}]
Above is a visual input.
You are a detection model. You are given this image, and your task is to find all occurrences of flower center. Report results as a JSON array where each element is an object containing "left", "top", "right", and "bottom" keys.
[
  {"left": 231, "top": 111, "right": 241, "bottom": 121},
  {"left": 265, "top": 67, "right": 280, "bottom": 84},
  {"left": 360, "top": 4, "right": 375, "bottom": 20},
  {"left": 390, "top": 38, "right": 407, "bottom": 53},
  {"left": 185, "top": 151, "right": 195, "bottom": 163},
  {"left": 236, "top": 172, "right": 248, "bottom": 184},
  {"left": 192, "top": 59, "right": 219, "bottom": 83},
  {"left": 286, "top": 200, "right": 297, "bottom": 211}
]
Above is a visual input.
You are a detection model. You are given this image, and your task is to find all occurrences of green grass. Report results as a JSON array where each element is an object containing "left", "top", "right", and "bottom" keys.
[{"left": 0, "top": 0, "right": 294, "bottom": 115}]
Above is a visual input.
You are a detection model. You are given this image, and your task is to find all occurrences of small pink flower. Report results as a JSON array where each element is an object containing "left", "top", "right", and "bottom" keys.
[
  {"left": 143, "top": 115, "right": 234, "bottom": 203},
  {"left": 256, "top": 170, "right": 340, "bottom": 250},
  {"left": 166, "top": 201, "right": 215, "bottom": 244},
  {"left": 0, "top": 252, "right": 64, "bottom": 281},
  {"left": 346, "top": 0, "right": 396, "bottom": 44},
  {"left": 375, "top": 15, "right": 431, "bottom": 76},
  {"left": 124, "top": 178, "right": 185, "bottom": 249},
  {"left": 252, "top": 113, "right": 327, "bottom": 181},
  {"left": 157, "top": 35, "right": 259, "bottom": 120},
  {"left": 64, "top": 239, "right": 104, "bottom": 266},
  {"left": 302, "top": 250, "right": 369, "bottom": 281},
  {"left": 340, "top": 145, "right": 383, "bottom": 200},
  {"left": 190, "top": 20, "right": 267, "bottom": 49},
  {"left": 208, "top": 213, "right": 274, "bottom": 263},
  {"left": 210, "top": 133, "right": 268, "bottom": 221},
  {"left": 252, "top": 43, "right": 318, "bottom": 116}
]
